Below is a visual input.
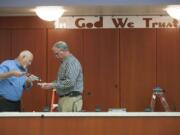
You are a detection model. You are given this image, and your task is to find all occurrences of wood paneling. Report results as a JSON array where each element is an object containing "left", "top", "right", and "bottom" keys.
[
  {"left": 42, "top": 117, "right": 180, "bottom": 135},
  {"left": 1, "top": 16, "right": 180, "bottom": 112},
  {"left": 0, "top": 30, "right": 11, "bottom": 62},
  {"left": 120, "top": 29, "right": 156, "bottom": 111},
  {"left": 1, "top": 117, "right": 180, "bottom": 135},
  {"left": 11, "top": 29, "right": 47, "bottom": 112},
  {"left": 83, "top": 29, "right": 119, "bottom": 111},
  {"left": 0, "top": 118, "right": 41, "bottom": 135},
  {"left": 157, "top": 29, "right": 180, "bottom": 111},
  {"left": 47, "top": 29, "right": 84, "bottom": 106},
  {"left": 0, "top": 16, "right": 53, "bottom": 29}
]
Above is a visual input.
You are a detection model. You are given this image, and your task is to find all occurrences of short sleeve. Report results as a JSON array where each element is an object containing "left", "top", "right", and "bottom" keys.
[{"left": 0, "top": 61, "right": 10, "bottom": 74}]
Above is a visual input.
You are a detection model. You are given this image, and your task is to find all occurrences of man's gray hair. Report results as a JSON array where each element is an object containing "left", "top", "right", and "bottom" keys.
[
  {"left": 53, "top": 41, "right": 69, "bottom": 51},
  {"left": 19, "top": 50, "right": 33, "bottom": 58}
]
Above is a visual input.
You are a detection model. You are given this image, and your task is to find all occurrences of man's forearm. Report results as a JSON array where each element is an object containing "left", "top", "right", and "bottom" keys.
[
  {"left": 0, "top": 72, "right": 13, "bottom": 80},
  {"left": 52, "top": 79, "right": 74, "bottom": 90}
]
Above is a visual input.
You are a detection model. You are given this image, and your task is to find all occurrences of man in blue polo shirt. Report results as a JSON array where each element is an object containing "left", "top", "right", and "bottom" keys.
[{"left": 0, "top": 50, "right": 34, "bottom": 112}]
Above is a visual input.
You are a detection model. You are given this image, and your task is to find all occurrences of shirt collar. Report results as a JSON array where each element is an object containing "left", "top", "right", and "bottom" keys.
[{"left": 63, "top": 54, "right": 72, "bottom": 61}]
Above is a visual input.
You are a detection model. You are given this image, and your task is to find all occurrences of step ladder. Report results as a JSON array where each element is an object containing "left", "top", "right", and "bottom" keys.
[
  {"left": 150, "top": 86, "right": 171, "bottom": 112},
  {"left": 50, "top": 89, "right": 58, "bottom": 112}
]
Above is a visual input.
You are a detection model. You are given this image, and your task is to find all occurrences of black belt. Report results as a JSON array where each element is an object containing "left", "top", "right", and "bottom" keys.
[
  {"left": 59, "top": 91, "right": 81, "bottom": 97},
  {"left": 0, "top": 96, "right": 20, "bottom": 103}
]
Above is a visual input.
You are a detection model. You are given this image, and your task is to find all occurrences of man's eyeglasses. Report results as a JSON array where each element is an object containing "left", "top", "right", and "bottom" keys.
[
  {"left": 54, "top": 49, "right": 63, "bottom": 57},
  {"left": 54, "top": 51, "right": 60, "bottom": 56}
]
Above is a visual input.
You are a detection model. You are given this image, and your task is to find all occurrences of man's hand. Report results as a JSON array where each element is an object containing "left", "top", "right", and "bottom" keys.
[
  {"left": 26, "top": 74, "right": 41, "bottom": 82},
  {"left": 38, "top": 83, "right": 53, "bottom": 89},
  {"left": 25, "top": 78, "right": 33, "bottom": 89}
]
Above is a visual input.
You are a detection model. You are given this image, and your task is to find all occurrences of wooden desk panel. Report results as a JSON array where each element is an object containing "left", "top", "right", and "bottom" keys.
[
  {"left": 43, "top": 117, "right": 180, "bottom": 135},
  {"left": 0, "top": 118, "right": 41, "bottom": 135},
  {"left": 0, "top": 113, "right": 179, "bottom": 135}
]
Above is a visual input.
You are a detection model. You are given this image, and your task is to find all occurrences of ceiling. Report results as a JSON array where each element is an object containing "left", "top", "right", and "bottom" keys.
[{"left": 0, "top": 5, "right": 170, "bottom": 17}]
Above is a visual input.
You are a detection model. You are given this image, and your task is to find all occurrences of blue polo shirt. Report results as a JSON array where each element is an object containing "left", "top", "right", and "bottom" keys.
[{"left": 0, "top": 60, "right": 27, "bottom": 101}]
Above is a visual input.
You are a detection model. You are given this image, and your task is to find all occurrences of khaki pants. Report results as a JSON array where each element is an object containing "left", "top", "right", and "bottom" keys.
[{"left": 58, "top": 95, "right": 83, "bottom": 112}]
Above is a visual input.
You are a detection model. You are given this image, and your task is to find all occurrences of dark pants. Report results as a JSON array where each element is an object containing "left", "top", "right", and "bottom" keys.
[{"left": 0, "top": 97, "right": 21, "bottom": 112}]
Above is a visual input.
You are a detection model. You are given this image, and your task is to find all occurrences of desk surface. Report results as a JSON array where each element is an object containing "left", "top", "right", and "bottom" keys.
[{"left": 0, "top": 112, "right": 180, "bottom": 117}]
